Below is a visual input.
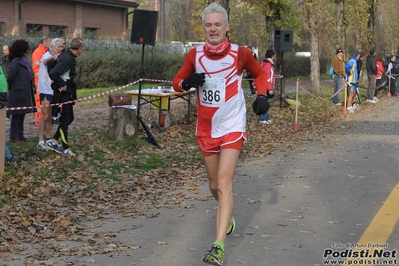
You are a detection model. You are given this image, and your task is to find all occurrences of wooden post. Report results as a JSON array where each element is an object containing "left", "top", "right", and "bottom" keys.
[
  {"left": 108, "top": 106, "right": 138, "bottom": 140},
  {"left": 342, "top": 81, "right": 348, "bottom": 115},
  {"left": 0, "top": 108, "right": 6, "bottom": 172},
  {"left": 292, "top": 79, "right": 301, "bottom": 131}
]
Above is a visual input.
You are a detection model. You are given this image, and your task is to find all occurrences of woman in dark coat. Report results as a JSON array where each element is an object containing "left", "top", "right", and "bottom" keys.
[{"left": 7, "top": 39, "right": 36, "bottom": 143}]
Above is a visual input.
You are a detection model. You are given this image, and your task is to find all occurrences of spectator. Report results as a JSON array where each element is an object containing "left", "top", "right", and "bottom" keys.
[
  {"left": 48, "top": 38, "right": 84, "bottom": 157},
  {"left": 1, "top": 58, "right": 18, "bottom": 164},
  {"left": 7, "top": 39, "right": 36, "bottom": 143},
  {"left": 259, "top": 49, "right": 275, "bottom": 124},
  {"left": 375, "top": 53, "right": 384, "bottom": 101},
  {"left": 48, "top": 37, "right": 66, "bottom": 125},
  {"left": 366, "top": 48, "right": 377, "bottom": 103},
  {"left": 332, "top": 48, "right": 345, "bottom": 105},
  {"left": 0, "top": 59, "right": 7, "bottom": 106},
  {"left": 386, "top": 55, "right": 398, "bottom": 96},
  {"left": 32, "top": 36, "right": 51, "bottom": 126},
  {"left": 1, "top": 44, "right": 10, "bottom": 74},
  {"left": 1, "top": 44, "right": 10, "bottom": 120},
  {"left": 172, "top": 3, "right": 269, "bottom": 265},
  {"left": 5, "top": 142, "right": 19, "bottom": 163},
  {"left": 37, "top": 38, "right": 64, "bottom": 149},
  {"left": 350, "top": 51, "right": 364, "bottom": 110},
  {"left": 345, "top": 50, "right": 360, "bottom": 113}
]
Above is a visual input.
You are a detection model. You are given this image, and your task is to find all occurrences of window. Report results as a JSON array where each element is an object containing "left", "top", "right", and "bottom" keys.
[
  {"left": 49, "top": 26, "right": 65, "bottom": 38},
  {"left": 84, "top": 27, "right": 99, "bottom": 39},
  {"left": 26, "top": 24, "right": 43, "bottom": 37},
  {"left": 0, "top": 22, "right": 6, "bottom": 36}
]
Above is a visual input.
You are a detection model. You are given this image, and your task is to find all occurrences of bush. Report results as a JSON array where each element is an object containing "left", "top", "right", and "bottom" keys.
[
  {"left": 282, "top": 53, "right": 329, "bottom": 77},
  {"left": 75, "top": 49, "right": 185, "bottom": 88}
]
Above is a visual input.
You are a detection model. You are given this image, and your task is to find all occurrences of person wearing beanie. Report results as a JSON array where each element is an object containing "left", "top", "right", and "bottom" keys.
[{"left": 332, "top": 48, "right": 345, "bottom": 105}]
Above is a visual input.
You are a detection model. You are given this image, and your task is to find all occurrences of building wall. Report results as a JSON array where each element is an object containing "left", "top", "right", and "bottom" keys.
[
  {"left": 82, "top": 4, "right": 127, "bottom": 38},
  {"left": 0, "top": 1, "right": 15, "bottom": 35},
  {"left": 0, "top": 0, "right": 129, "bottom": 38}
]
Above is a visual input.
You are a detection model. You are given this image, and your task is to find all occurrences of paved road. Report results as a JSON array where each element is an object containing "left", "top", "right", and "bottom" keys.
[{"left": 4, "top": 96, "right": 399, "bottom": 266}]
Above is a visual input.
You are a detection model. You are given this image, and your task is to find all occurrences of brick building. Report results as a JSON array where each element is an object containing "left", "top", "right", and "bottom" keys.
[{"left": 0, "top": 0, "right": 139, "bottom": 38}]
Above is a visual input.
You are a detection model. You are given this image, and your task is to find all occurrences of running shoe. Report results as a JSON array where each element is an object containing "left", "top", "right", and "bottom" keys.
[
  {"left": 203, "top": 244, "right": 224, "bottom": 266},
  {"left": 37, "top": 142, "right": 47, "bottom": 149},
  {"left": 47, "top": 142, "right": 63, "bottom": 153},
  {"left": 226, "top": 217, "right": 235, "bottom": 235},
  {"left": 347, "top": 106, "right": 355, "bottom": 114},
  {"left": 62, "top": 149, "right": 75, "bottom": 157}
]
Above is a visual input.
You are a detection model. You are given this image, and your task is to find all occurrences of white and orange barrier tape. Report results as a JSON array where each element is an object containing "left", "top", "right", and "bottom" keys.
[{"left": 5, "top": 78, "right": 174, "bottom": 111}]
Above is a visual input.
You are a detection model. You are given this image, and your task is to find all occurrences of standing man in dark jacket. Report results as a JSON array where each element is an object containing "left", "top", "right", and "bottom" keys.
[
  {"left": 48, "top": 38, "right": 84, "bottom": 157},
  {"left": 366, "top": 48, "right": 377, "bottom": 103}
]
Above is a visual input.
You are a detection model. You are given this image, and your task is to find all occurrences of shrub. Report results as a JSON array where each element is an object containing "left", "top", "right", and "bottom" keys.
[
  {"left": 282, "top": 53, "right": 329, "bottom": 77},
  {"left": 75, "top": 49, "right": 185, "bottom": 88}
]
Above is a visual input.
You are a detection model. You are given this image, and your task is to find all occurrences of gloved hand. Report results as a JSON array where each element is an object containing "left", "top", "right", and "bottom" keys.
[
  {"left": 182, "top": 73, "right": 205, "bottom": 90},
  {"left": 267, "top": 90, "right": 274, "bottom": 99},
  {"left": 0, "top": 92, "right": 7, "bottom": 109},
  {"left": 252, "top": 94, "right": 270, "bottom": 115}
]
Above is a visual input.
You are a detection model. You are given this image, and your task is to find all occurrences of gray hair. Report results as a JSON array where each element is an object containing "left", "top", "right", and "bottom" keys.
[
  {"left": 50, "top": 38, "right": 63, "bottom": 48},
  {"left": 202, "top": 2, "right": 228, "bottom": 24}
]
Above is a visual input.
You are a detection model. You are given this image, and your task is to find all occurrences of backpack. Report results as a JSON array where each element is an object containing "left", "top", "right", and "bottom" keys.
[
  {"left": 391, "top": 62, "right": 399, "bottom": 74},
  {"left": 329, "top": 65, "right": 334, "bottom": 78}
]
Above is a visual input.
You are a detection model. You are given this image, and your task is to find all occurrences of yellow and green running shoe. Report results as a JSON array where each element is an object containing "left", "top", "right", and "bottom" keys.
[
  {"left": 226, "top": 217, "right": 235, "bottom": 235},
  {"left": 203, "top": 244, "right": 224, "bottom": 265}
]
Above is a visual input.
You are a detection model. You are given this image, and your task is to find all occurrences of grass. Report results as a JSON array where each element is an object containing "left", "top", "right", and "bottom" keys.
[{"left": 4, "top": 124, "right": 188, "bottom": 183}]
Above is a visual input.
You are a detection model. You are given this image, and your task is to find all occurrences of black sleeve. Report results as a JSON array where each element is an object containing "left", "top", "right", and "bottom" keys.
[
  {"left": 47, "top": 58, "right": 57, "bottom": 74},
  {"left": 49, "top": 53, "right": 73, "bottom": 87}
]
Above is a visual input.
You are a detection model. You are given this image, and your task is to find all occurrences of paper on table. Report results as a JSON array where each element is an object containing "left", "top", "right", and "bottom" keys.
[{"left": 111, "top": 105, "right": 137, "bottom": 109}]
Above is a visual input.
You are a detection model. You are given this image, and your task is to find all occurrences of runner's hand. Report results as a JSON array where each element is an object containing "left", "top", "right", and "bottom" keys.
[
  {"left": 252, "top": 94, "right": 270, "bottom": 115},
  {"left": 182, "top": 73, "right": 205, "bottom": 90},
  {"left": 267, "top": 90, "right": 274, "bottom": 99},
  {"left": 59, "top": 85, "right": 67, "bottom": 92}
]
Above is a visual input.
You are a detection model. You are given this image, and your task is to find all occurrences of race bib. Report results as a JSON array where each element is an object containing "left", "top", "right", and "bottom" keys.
[{"left": 199, "top": 78, "right": 225, "bottom": 107}]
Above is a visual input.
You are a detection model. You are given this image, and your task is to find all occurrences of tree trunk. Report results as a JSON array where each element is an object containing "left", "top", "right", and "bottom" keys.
[
  {"left": 336, "top": 0, "right": 344, "bottom": 49},
  {"left": 308, "top": 9, "right": 320, "bottom": 93},
  {"left": 266, "top": 16, "right": 275, "bottom": 50},
  {"left": 310, "top": 31, "right": 320, "bottom": 93},
  {"left": 108, "top": 107, "right": 138, "bottom": 140}
]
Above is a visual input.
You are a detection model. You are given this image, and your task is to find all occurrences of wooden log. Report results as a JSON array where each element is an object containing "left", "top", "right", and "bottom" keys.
[{"left": 108, "top": 106, "right": 138, "bottom": 140}]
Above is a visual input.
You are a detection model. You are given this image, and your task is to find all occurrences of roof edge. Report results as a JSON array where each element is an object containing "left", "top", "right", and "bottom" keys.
[{"left": 70, "top": 0, "right": 139, "bottom": 8}]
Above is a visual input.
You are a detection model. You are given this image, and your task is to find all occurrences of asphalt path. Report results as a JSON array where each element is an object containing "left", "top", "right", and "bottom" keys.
[{"left": 4, "top": 96, "right": 399, "bottom": 266}]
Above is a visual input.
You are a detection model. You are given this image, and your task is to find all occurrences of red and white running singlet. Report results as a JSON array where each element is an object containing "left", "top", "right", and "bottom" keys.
[{"left": 194, "top": 44, "right": 246, "bottom": 138}]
